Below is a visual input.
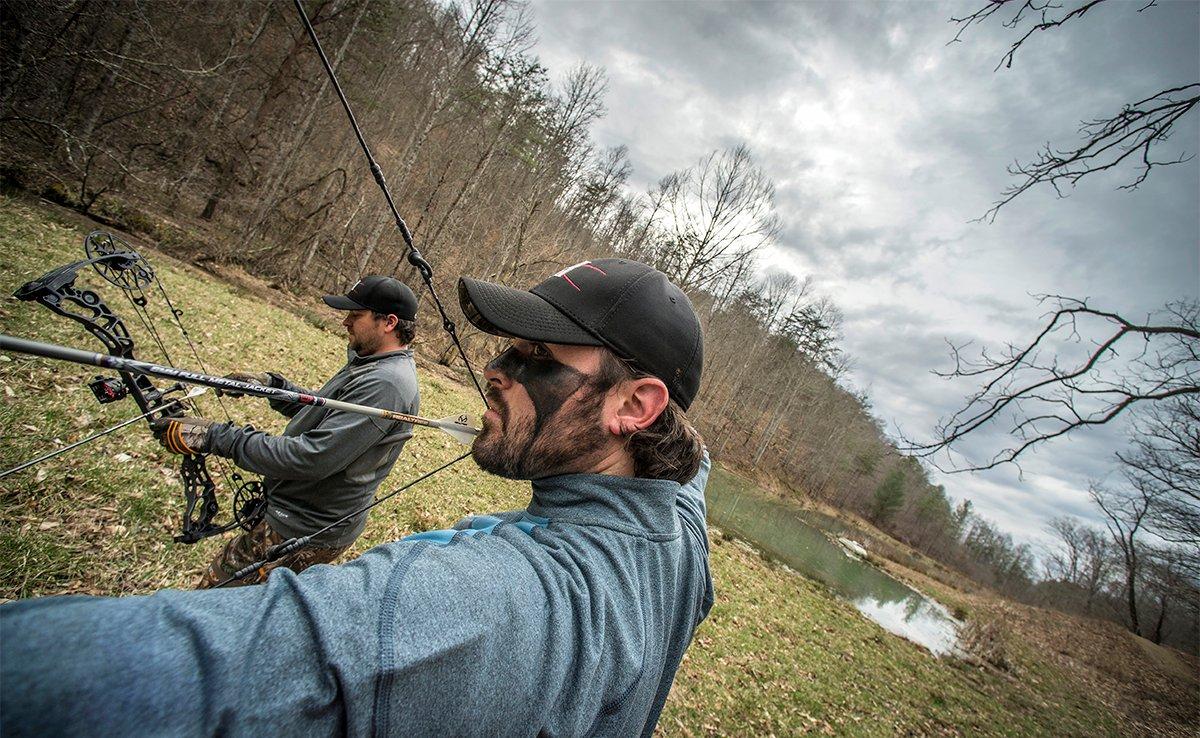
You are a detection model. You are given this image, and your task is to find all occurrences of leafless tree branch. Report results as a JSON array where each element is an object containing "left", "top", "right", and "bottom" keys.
[
  {"left": 900, "top": 297, "right": 1200, "bottom": 472},
  {"left": 949, "top": 0, "right": 1198, "bottom": 220}
]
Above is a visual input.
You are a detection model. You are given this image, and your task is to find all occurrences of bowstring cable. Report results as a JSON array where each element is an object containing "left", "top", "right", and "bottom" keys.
[
  {"left": 90, "top": 251, "right": 242, "bottom": 497},
  {"left": 146, "top": 274, "right": 252, "bottom": 495},
  {"left": 130, "top": 272, "right": 244, "bottom": 493},
  {"left": 152, "top": 277, "right": 239, "bottom": 424},
  {"left": 203, "top": 2, "right": 499, "bottom": 585},
  {"left": 290, "top": 0, "right": 488, "bottom": 407}
]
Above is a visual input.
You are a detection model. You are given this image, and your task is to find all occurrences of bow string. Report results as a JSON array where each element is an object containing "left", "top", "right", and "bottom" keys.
[{"left": 6, "top": 231, "right": 266, "bottom": 543}]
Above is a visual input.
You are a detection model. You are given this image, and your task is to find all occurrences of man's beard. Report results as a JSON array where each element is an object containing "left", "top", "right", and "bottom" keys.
[
  {"left": 472, "top": 386, "right": 609, "bottom": 480},
  {"left": 348, "top": 332, "right": 378, "bottom": 356}
]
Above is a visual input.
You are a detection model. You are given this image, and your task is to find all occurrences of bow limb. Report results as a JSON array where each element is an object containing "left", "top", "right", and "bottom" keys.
[{"left": 11, "top": 237, "right": 263, "bottom": 543}]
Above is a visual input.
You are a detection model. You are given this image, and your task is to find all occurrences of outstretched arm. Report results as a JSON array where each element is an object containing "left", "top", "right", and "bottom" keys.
[
  {"left": 207, "top": 403, "right": 400, "bottom": 481},
  {"left": 207, "top": 371, "right": 415, "bottom": 480},
  {"left": 1, "top": 538, "right": 553, "bottom": 736}
]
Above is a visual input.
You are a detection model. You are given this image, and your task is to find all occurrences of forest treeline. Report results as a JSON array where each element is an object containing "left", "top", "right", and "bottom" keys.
[{"left": 2, "top": 0, "right": 1194, "bottom": 649}]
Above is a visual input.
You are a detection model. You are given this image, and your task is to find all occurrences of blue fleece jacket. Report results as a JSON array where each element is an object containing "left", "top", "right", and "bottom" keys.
[{"left": 0, "top": 454, "right": 713, "bottom": 737}]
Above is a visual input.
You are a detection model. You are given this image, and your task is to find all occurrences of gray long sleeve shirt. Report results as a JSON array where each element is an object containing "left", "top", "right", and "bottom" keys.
[
  {"left": 207, "top": 348, "right": 419, "bottom": 547},
  {"left": 0, "top": 454, "right": 713, "bottom": 737}
]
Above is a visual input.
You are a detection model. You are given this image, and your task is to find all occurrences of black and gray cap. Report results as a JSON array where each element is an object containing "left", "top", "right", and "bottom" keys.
[
  {"left": 458, "top": 259, "right": 704, "bottom": 410},
  {"left": 323, "top": 276, "right": 418, "bottom": 321}
]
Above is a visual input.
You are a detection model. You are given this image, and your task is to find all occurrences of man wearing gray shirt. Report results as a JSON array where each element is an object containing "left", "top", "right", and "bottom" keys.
[
  {"left": 155, "top": 276, "right": 421, "bottom": 587},
  {"left": 2, "top": 259, "right": 711, "bottom": 736}
]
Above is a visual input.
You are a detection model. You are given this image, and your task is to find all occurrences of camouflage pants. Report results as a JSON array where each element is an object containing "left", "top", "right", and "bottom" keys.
[{"left": 196, "top": 519, "right": 350, "bottom": 589}]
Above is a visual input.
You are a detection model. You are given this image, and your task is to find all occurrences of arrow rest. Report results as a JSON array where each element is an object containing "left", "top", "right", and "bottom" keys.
[{"left": 88, "top": 375, "right": 128, "bottom": 403}]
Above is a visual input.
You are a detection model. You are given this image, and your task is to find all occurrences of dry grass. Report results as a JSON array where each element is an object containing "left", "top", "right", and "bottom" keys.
[{"left": 1, "top": 195, "right": 1194, "bottom": 735}]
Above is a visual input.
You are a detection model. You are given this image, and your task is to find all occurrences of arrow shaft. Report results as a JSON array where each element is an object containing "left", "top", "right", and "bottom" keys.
[{"left": 0, "top": 334, "right": 477, "bottom": 436}]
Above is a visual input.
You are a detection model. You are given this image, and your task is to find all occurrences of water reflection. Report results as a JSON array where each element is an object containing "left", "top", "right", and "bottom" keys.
[
  {"left": 706, "top": 467, "right": 962, "bottom": 656},
  {"left": 853, "top": 596, "right": 961, "bottom": 656}
]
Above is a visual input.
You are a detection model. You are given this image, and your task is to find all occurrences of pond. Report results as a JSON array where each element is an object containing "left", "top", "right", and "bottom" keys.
[{"left": 706, "top": 466, "right": 962, "bottom": 657}]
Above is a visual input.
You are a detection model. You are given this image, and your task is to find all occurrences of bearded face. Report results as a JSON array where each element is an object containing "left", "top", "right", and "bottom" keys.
[
  {"left": 471, "top": 343, "right": 617, "bottom": 480},
  {"left": 343, "top": 310, "right": 389, "bottom": 356}
]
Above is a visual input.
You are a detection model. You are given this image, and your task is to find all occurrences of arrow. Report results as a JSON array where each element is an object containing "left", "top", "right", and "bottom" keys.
[{"left": 0, "top": 334, "right": 480, "bottom": 445}]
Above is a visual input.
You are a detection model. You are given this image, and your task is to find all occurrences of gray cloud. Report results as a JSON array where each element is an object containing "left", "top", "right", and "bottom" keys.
[{"left": 530, "top": 0, "right": 1199, "bottom": 544}]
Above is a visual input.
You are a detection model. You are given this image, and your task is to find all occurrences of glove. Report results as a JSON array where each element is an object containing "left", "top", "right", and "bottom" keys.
[
  {"left": 218, "top": 371, "right": 276, "bottom": 398},
  {"left": 151, "top": 417, "right": 215, "bottom": 455}
]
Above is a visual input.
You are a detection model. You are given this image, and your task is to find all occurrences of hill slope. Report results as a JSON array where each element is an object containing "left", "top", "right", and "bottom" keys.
[{"left": 0, "top": 196, "right": 1193, "bottom": 736}]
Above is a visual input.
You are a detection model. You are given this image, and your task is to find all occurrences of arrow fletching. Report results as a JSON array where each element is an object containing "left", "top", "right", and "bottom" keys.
[{"left": 428, "top": 415, "right": 480, "bottom": 445}]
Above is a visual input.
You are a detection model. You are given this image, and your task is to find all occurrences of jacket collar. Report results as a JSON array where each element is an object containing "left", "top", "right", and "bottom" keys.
[
  {"left": 347, "top": 347, "right": 413, "bottom": 365},
  {"left": 527, "top": 473, "right": 681, "bottom": 540}
]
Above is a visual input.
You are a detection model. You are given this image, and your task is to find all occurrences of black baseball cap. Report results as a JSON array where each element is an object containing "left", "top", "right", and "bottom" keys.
[
  {"left": 458, "top": 259, "right": 704, "bottom": 410},
  {"left": 323, "top": 276, "right": 418, "bottom": 321}
]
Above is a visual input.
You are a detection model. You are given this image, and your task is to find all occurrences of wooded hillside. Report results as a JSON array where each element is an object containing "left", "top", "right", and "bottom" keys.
[{"left": 3, "top": 0, "right": 1193, "bottom": 649}]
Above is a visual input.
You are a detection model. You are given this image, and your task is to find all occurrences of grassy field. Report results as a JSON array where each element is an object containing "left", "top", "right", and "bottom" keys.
[{"left": 0, "top": 196, "right": 1194, "bottom": 736}]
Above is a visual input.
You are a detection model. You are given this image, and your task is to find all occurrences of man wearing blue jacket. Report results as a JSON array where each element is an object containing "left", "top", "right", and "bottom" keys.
[{"left": 0, "top": 258, "right": 713, "bottom": 737}]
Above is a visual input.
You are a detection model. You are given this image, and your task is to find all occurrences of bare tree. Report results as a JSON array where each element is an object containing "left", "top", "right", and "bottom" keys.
[
  {"left": 950, "top": 0, "right": 1198, "bottom": 221},
  {"left": 905, "top": 297, "right": 1199, "bottom": 472},
  {"left": 1045, "top": 516, "right": 1085, "bottom": 582},
  {"left": 1140, "top": 545, "right": 1195, "bottom": 645},
  {"left": 1117, "top": 396, "right": 1200, "bottom": 552},
  {"left": 1044, "top": 515, "right": 1115, "bottom": 613},
  {"left": 646, "top": 145, "right": 780, "bottom": 303},
  {"left": 1091, "top": 481, "right": 1155, "bottom": 636},
  {"left": 1077, "top": 525, "right": 1115, "bottom": 614},
  {"left": 752, "top": 271, "right": 805, "bottom": 333},
  {"left": 961, "top": 515, "right": 1035, "bottom": 595}
]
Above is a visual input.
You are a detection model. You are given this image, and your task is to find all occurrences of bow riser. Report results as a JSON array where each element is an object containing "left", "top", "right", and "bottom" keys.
[{"left": 10, "top": 235, "right": 263, "bottom": 544}]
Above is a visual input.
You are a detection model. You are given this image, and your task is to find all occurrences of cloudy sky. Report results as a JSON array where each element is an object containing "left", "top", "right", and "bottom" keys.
[{"left": 527, "top": 0, "right": 1199, "bottom": 547}]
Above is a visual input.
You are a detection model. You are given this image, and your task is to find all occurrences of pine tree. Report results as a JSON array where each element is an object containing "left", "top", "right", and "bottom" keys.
[{"left": 870, "top": 468, "right": 906, "bottom": 525}]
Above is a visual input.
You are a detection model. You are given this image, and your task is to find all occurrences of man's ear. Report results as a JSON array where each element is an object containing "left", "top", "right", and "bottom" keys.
[{"left": 605, "top": 377, "right": 669, "bottom": 437}]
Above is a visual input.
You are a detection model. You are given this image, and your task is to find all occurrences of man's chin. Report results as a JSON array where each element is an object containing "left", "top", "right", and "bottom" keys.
[
  {"left": 470, "top": 440, "right": 523, "bottom": 480},
  {"left": 470, "top": 425, "right": 535, "bottom": 480}
]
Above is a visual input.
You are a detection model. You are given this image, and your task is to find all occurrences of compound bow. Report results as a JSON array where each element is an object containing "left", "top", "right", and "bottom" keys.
[
  {"left": 7, "top": 0, "right": 494, "bottom": 576},
  {"left": 11, "top": 230, "right": 265, "bottom": 543}
]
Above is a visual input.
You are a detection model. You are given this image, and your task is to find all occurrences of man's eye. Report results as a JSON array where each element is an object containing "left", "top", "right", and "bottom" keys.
[{"left": 531, "top": 344, "right": 552, "bottom": 359}]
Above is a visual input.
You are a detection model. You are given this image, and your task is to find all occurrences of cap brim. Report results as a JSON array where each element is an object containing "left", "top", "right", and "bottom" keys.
[
  {"left": 458, "top": 277, "right": 601, "bottom": 346},
  {"left": 323, "top": 295, "right": 367, "bottom": 310}
]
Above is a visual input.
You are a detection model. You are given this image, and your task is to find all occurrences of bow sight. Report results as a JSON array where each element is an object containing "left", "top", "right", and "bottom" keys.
[{"left": 9, "top": 230, "right": 266, "bottom": 544}]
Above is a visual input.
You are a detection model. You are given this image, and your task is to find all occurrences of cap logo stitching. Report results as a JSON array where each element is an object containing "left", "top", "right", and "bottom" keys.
[{"left": 553, "top": 261, "right": 607, "bottom": 291}]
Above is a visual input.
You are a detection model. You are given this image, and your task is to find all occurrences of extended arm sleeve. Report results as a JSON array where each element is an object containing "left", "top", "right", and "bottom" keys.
[
  {"left": 675, "top": 451, "right": 714, "bottom": 623},
  {"left": 207, "top": 376, "right": 406, "bottom": 481},
  {"left": 0, "top": 541, "right": 549, "bottom": 736},
  {"left": 675, "top": 451, "right": 711, "bottom": 540}
]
